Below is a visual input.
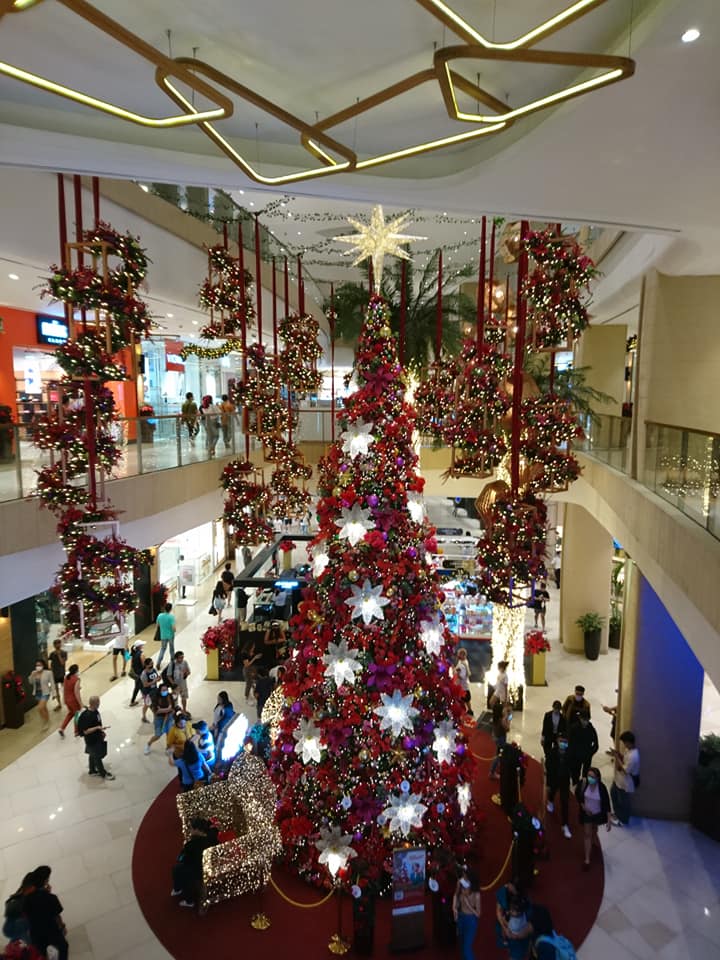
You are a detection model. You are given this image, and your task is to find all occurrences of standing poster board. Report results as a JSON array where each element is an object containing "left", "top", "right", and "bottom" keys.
[{"left": 390, "top": 847, "right": 426, "bottom": 951}]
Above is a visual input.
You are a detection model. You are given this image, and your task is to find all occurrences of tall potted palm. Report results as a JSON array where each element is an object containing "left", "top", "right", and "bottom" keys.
[{"left": 575, "top": 612, "right": 605, "bottom": 661}]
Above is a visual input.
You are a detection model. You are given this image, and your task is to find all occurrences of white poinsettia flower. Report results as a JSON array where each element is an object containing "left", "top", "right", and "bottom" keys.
[
  {"left": 293, "top": 718, "right": 324, "bottom": 764},
  {"left": 345, "top": 578, "right": 391, "bottom": 625},
  {"left": 335, "top": 504, "right": 373, "bottom": 548},
  {"left": 322, "top": 639, "right": 363, "bottom": 686},
  {"left": 419, "top": 614, "right": 444, "bottom": 656},
  {"left": 379, "top": 791, "right": 427, "bottom": 837},
  {"left": 341, "top": 420, "right": 376, "bottom": 459},
  {"left": 457, "top": 782, "right": 471, "bottom": 816},
  {"left": 373, "top": 688, "right": 419, "bottom": 738},
  {"left": 311, "top": 542, "right": 330, "bottom": 578},
  {"left": 432, "top": 720, "right": 458, "bottom": 764},
  {"left": 315, "top": 825, "right": 357, "bottom": 877},
  {"left": 406, "top": 491, "right": 425, "bottom": 524}
]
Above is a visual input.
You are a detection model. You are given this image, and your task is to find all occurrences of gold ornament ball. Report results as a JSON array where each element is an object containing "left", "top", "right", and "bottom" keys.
[
  {"left": 348, "top": 570, "right": 359, "bottom": 582},
  {"left": 332, "top": 486, "right": 342, "bottom": 498},
  {"left": 380, "top": 325, "right": 392, "bottom": 337},
  {"left": 386, "top": 587, "right": 396, "bottom": 597},
  {"left": 359, "top": 749, "right": 369, "bottom": 761}
]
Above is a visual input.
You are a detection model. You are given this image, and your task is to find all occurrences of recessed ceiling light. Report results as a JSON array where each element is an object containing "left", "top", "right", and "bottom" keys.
[
  {"left": 297, "top": 231, "right": 302, "bottom": 235},
  {"left": 682, "top": 27, "right": 700, "bottom": 42},
  {"left": 139, "top": 183, "right": 150, "bottom": 193},
  {"left": 249, "top": 201, "right": 254, "bottom": 207},
  {"left": 8, "top": 272, "right": 19, "bottom": 280},
  {"left": 166, "top": 312, "right": 174, "bottom": 318},
  {"left": 192, "top": 320, "right": 198, "bottom": 325}
]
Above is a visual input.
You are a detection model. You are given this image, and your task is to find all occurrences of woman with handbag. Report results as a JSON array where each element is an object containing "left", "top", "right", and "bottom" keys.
[
  {"left": 575, "top": 766, "right": 612, "bottom": 870},
  {"left": 28, "top": 659, "right": 53, "bottom": 731}
]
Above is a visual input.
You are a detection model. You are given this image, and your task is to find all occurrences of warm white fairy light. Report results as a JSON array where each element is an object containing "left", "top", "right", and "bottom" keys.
[{"left": 490, "top": 604, "right": 525, "bottom": 693}]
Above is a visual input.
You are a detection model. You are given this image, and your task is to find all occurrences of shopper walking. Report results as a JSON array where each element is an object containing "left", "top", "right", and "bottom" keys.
[
  {"left": 454, "top": 648, "right": 473, "bottom": 716},
  {"left": 29, "top": 659, "right": 53, "bottom": 730},
  {"left": 23, "top": 865, "right": 68, "bottom": 960},
  {"left": 58, "top": 664, "right": 83, "bottom": 737},
  {"left": 540, "top": 700, "right": 566, "bottom": 760},
  {"left": 167, "top": 711, "right": 191, "bottom": 759},
  {"left": 77, "top": 695, "right": 115, "bottom": 780},
  {"left": 210, "top": 581, "right": 226, "bottom": 620},
  {"left": 128, "top": 639, "right": 146, "bottom": 706},
  {"left": 546, "top": 734, "right": 572, "bottom": 838},
  {"left": 242, "top": 636, "right": 262, "bottom": 701},
  {"left": 200, "top": 395, "right": 221, "bottom": 457},
  {"left": 532, "top": 581, "right": 551, "bottom": 631},
  {"left": 110, "top": 627, "right": 128, "bottom": 681},
  {"left": 452, "top": 868, "right": 481, "bottom": 960},
  {"left": 610, "top": 731, "right": 640, "bottom": 826},
  {"left": 219, "top": 393, "right": 236, "bottom": 447},
  {"left": 491, "top": 660, "right": 509, "bottom": 706},
  {"left": 2, "top": 872, "right": 36, "bottom": 942},
  {"left": 221, "top": 561, "right": 235, "bottom": 604},
  {"left": 562, "top": 685, "right": 591, "bottom": 728},
  {"left": 552, "top": 551, "right": 561, "bottom": 590},
  {"left": 167, "top": 651, "right": 191, "bottom": 713},
  {"left": 495, "top": 882, "right": 533, "bottom": 960},
  {"left": 155, "top": 602, "right": 176, "bottom": 668},
  {"left": 181, "top": 391, "right": 199, "bottom": 443},
  {"left": 144, "top": 683, "right": 175, "bottom": 755},
  {"left": 48, "top": 637, "right": 67, "bottom": 711},
  {"left": 576, "top": 766, "right": 612, "bottom": 869},
  {"left": 568, "top": 710, "right": 599, "bottom": 785},
  {"left": 140, "top": 657, "right": 159, "bottom": 723},
  {"left": 171, "top": 817, "right": 219, "bottom": 908}
]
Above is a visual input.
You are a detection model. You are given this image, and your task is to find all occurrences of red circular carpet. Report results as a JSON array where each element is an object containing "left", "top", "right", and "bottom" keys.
[{"left": 133, "top": 729, "right": 604, "bottom": 958}]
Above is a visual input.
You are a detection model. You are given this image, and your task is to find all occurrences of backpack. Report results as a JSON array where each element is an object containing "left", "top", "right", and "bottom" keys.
[{"left": 536, "top": 932, "right": 577, "bottom": 960}]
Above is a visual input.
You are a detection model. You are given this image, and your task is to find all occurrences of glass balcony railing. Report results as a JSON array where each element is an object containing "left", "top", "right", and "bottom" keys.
[
  {"left": 644, "top": 422, "right": 720, "bottom": 539},
  {"left": 576, "top": 413, "right": 631, "bottom": 473},
  {"left": 0, "top": 414, "right": 243, "bottom": 505},
  {"left": 0, "top": 408, "right": 341, "bottom": 506}
]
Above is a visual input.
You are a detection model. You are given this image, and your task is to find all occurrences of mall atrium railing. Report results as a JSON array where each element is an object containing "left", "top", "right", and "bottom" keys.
[
  {"left": 0, "top": 407, "right": 340, "bottom": 504},
  {"left": 644, "top": 421, "right": 720, "bottom": 540},
  {"left": 576, "top": 413, "right": 631, "bottom": 473}
]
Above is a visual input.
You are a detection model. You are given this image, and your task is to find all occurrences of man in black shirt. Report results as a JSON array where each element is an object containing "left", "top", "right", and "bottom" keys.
[
  {"left": 171, "top": 818, "right": 219, "bottom": 908},
  {"left": 24, "top": 865, "right": 68, "bottom": 960},
  {"left": 77, "top": 695, "right": 115, "bottom": 780}
]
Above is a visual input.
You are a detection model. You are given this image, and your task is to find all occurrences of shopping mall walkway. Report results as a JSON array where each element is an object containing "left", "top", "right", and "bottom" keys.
[{"left": 0, "top": 536, "right": 718, "bottom": 959}]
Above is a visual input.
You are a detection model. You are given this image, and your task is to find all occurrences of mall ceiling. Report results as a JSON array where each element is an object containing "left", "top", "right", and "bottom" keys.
[{"left": 0, "top": 0, "right": 716, "bottom": 236}]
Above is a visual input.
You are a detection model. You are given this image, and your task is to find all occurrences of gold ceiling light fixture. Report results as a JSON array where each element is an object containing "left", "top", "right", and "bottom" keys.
[
  {"left": 0, "top": 0, "right": 635, "bottom": 185},
  {"left": 0, "top": 0, "right": 233, "bottom": 127}
]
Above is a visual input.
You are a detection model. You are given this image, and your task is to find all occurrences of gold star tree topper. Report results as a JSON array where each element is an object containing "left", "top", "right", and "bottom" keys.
[{"left": 336, "top": 205, "right": 425, "bottom": 293}]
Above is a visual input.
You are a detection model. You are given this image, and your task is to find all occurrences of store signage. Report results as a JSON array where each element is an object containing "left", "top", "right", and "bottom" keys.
[
  {"left": 36, "top": 315, "right": 69, "bottom": 346},
  {"left": 165, "top": 339, "right": 185, "bottom": 372},
  {"left": 391, "top": 847, "right": 426, "bottom": 950}
]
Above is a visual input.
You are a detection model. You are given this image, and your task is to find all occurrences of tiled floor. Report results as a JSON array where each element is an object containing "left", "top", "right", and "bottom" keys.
[{"left": 0, "top": 504, "right": 719, "bottom": 959}]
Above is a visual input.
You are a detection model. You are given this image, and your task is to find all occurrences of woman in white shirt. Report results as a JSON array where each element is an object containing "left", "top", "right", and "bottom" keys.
[
  {"left": 28, "top": 658, "right": 54, "bottom": 730},
  {"left": 200, "top": 395, "right": 221, "bottom": 457}
]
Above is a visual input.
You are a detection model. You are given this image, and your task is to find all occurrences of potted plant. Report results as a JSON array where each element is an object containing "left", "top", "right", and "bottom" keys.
[
  {"left": 138, "top": 403, "right": 156, "bottom": 443},
  {"left": 0, "top": 405, "right": 16, "bottom": 463},
  {"left": 524, "top": 630, "right": 551, "bottom": 686},
  {"left": 609, "top": 608, "right": 622, "bottom": 649},
  {"left": 200, "top": 619, "right": 237, "bottom": 680},
  {"left": 575, "top": 611, "right": 605, "bottom": 661},
  {"left": 691, "top": 734, "right": 720, "bottom": 841}
]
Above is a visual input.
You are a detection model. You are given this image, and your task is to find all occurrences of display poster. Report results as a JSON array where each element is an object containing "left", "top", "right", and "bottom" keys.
[
  {"left": 165, "top": 339, "right": 185, "bottom": 372},
  {"left": 179, "top": 563, "right": 196, "bottom": 587},
  {"left": 391, "top": 847, "right": 426, "bottom": 951}
]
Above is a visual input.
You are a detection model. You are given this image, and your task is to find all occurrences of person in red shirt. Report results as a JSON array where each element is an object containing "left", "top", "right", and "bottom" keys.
[{"left": 57, "top": 664, "right": 83, "bottom": 738}]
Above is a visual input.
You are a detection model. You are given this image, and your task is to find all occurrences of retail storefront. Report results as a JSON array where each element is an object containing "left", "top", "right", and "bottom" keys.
[
  {"left": 156, "top": 519, "right": 228, "bottom": 605},
  {"left": 141, "top": 338, "right": 243, "bottom": 414}
]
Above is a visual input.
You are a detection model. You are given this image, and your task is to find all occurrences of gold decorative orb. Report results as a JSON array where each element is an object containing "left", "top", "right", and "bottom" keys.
[
  {"left": 251, "top": 912, "right": 271, "bottom": 930},
  {"left": 348, "top": 570, "right": 359, "bottom": 582},
  {"left": 380, "top": 325, "right": 392, "bottom": 337},
  {"left": 332, "top": 486, "right": 342, "bottom": 498}
]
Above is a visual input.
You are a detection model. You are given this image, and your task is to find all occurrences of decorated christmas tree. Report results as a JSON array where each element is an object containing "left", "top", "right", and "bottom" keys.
[{"left": 271, "top": 210, "right": 479, "bottom": 888}]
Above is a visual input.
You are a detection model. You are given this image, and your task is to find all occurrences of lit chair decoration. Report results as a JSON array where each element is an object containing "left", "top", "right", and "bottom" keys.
[{"left": 175, "top": 752, "right": 282, "bottom": 911}]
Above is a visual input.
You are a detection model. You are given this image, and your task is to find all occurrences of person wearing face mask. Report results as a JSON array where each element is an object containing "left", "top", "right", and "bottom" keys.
[
  {"left": 545, "top": 734, "right": 573, "bottom": 839},
  {"left": 540, "top": 700, "right": 566, "bottom": 760},
  {"left": 576, "top": 766, "right": 612, "bottom": 869},
  {"left": 452, "top": 868, "right": 481, "bottom": 960},
  {"left": 28, "top": 658, "right": 53, "bottom": 731},
  {"left": 562, "top": 685, "right": 591, "bottom": 728},
  {"left": 568, "top": 709, "right": 599, "bottom": 785},
  {"left": 610, "top": 730, "right": 640, "bottom": 826},
  {"left": 144, "top": 683, "right": 175, "bottom": 755}
]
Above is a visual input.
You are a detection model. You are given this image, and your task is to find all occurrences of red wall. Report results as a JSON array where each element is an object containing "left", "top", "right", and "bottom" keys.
[
  {"left": 0, "top": 308, "right": 55, "bottom": 419},
  {"left": 0, "top": 307, "right": 138, "bottom": 421}
]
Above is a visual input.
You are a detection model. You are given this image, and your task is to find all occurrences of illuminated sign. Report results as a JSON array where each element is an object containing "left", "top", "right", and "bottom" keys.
[{"left": 36, "top": 315, "right": 69, "bottom": 345}]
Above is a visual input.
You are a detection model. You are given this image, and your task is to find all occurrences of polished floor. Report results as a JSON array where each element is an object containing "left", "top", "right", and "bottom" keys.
[{"left": 0, "top": 509, "right": 719, "bottom": 959}]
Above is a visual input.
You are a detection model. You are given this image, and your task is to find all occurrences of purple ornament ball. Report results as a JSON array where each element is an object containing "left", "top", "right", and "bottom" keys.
[{"left": 367, "top": 494, "right": 379, "bottom": 508}]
